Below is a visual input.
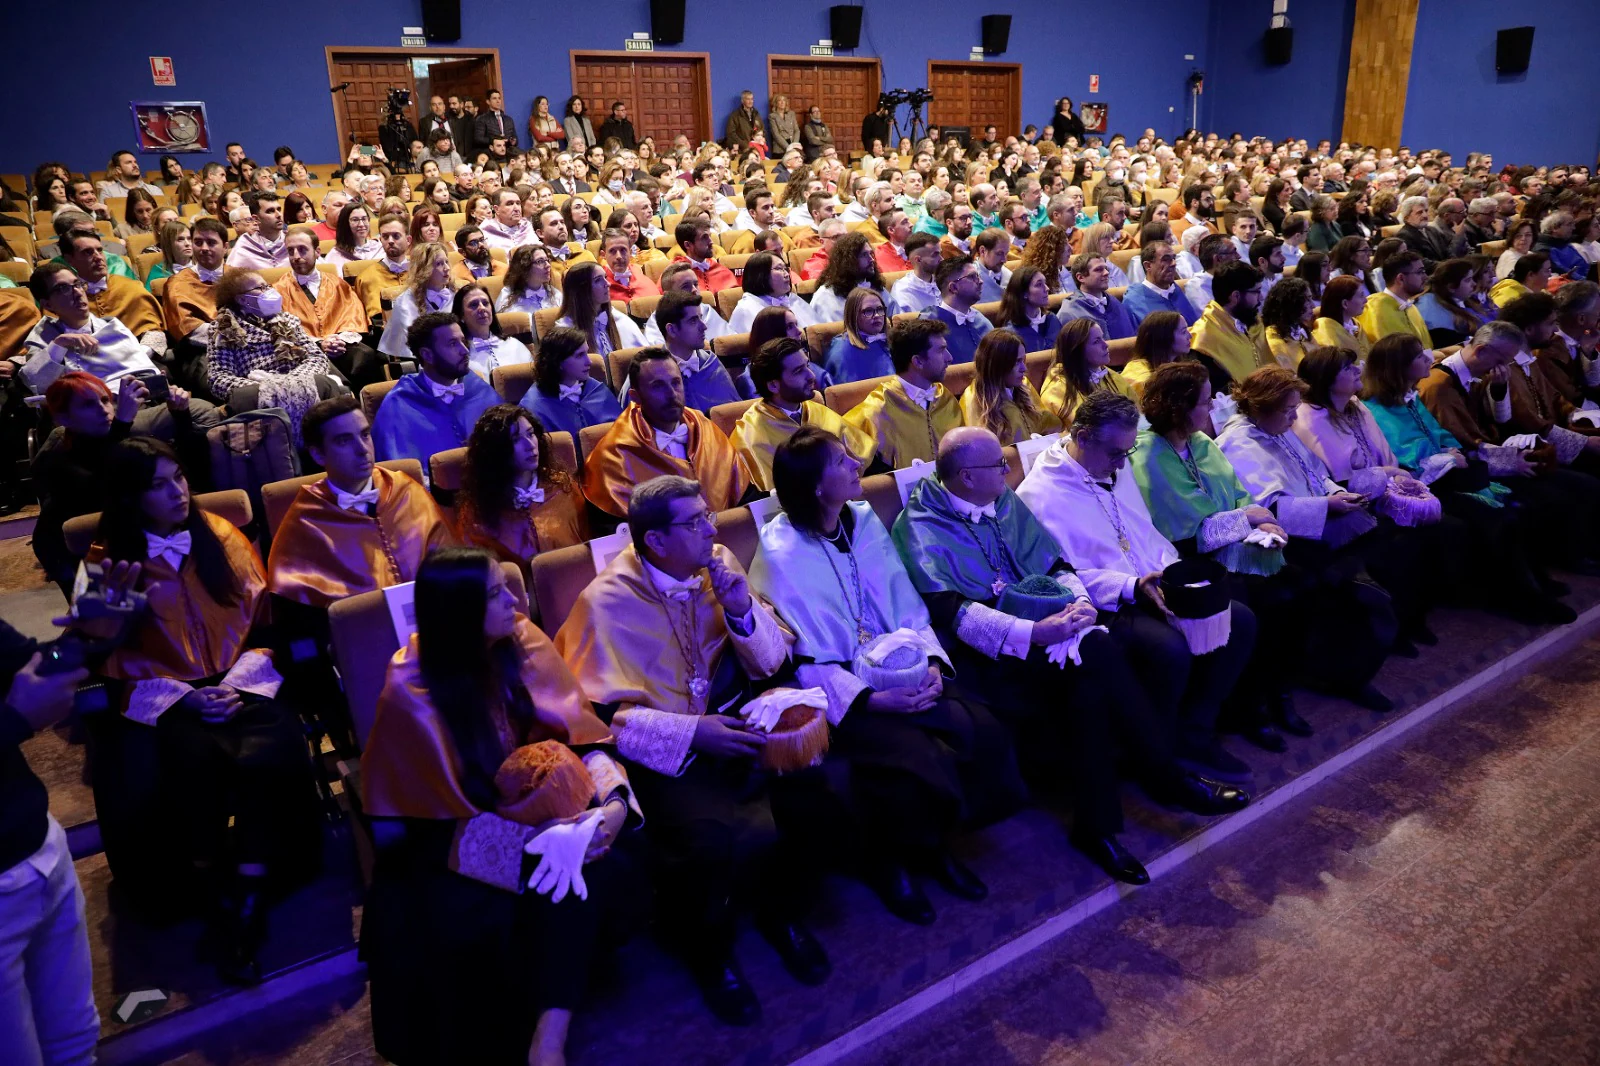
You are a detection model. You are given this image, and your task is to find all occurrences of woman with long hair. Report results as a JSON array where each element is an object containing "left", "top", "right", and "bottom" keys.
[
  {"left": 727, "top": 251, "right": 817, "bottom": 334},
  {"left": 1292, "top": 247, "right": 1326, "bottom": 301},
  {"left": 521, "top": 325, "right": 621, "bottom": 449},
  {"left": 458, "top": 405, "right": 587, "bottom": 574},
  {"left": 823, "top": 287, "right": 893, "bottom": 383},
  {"left": 562, "top": 94, "right": 596, "bottom": 150},
  {"left": 1416, "top": 258, "right": 1482, "bottom": 347},
  {"left": 378, "top": 242, "right": 456, "bottom": 358},
  {"left": 1337, "top": 187, "right": 1375, "bottom": 241},
  {"left": 115, "top": 188, "right": 159, "bottom": 241},
  {"left": 361, "top": 546, "right": 631, "bottom": 1066},
  {"left": 1040, "top": 317, "right": 1134, "bottom": 423},
  {"left": 497, "top": 243, "right": 561, "bottom": 314},
  {"left": 325, "top": 203, "right": 381, "bottom": 269},
  {"left": 1017, "top": 223, "right": 1076, "bottom": 295},
  {"left": 1327, "top": 235, "right": 1375, "bottom": 293},
  {"left": 88, "top": 438, "right": 320, "bottom": 983},
  {"left": 529, "top": 94, "right": 564, "bottom": 146},
  {"left": 454, "top": 282, "right": 533, "bottom": 381},
  {"left": 1078, "top": 222, "right": 1130, "bottom": 287},
  {"left": 554, "top": 262, "right": 644, "bottom": 378},
  {"left": 1496, "top": 219, "right": 1537, "bottom": 280},
  {"left": 1260, "top": 276, "right": 1316, "bottom": 370},
  {"left": 419, "top": 177, "right": 456, "bottom": 212},
  {"left": 560, "top": 196, "right": 600, "bottom": 244},
  {"left": 960, "top": 328, "right": 1058, "bottom": 443},
  {"left": 810, "top": 231, "right": 891, "bottom": 324},
  {"left": 1262, "top": 177, "right": 1293, "bottom": 234},
  {"left": 280, "top": 192, "right": 317, "bottom": 226},
  {"left": 1463, "top": 254, "right": 1500, "bottom": 327},
  {"left": 1311, "top": 274, "right": 1372, "bottom": 361},
  {"left": 996, "top": 265, "right": 1062, "bottom": 351},
  {"left": 144, "top": 221, "right": 195, "bottom": 288},
  {"left": 1119, "top": 310, "right": 1192, "bottom": 400},
  {"left": 409, "top": 207, "right": 444, "bottom": 246}
]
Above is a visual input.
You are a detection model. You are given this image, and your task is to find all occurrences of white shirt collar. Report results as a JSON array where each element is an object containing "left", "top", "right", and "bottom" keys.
[
  {"left": 196, "top": 265, "right": 223, "bottom": 283},
  {"left": 1143, "top": 278, "right": 1174, "bottom": 296},
  {"left": 1077, "top": 290, "right": 1107, "bottom": 313},
  {"left": 296, "top": 270, "right": 320, "bottom": 296},
  {"left": 85, "top": 278, "right": 108, "bottom": 296},
  {"left": 641, "top": 556, "right": 701, "bottom": 601},
  {"left": 1442, "top": 352, "right": 1476, "bottom": 388},
  {"left": 332, "top": 477, "right": 378, "bottom": 511},
  {"left": 938, "top": 300, "right": 980, "bottom": 326},
  {"left": 1390, "top": 291, "right": 1415, "bottom": 310},
  {"left": 945, "top": 491, "right": 997, "bottom": 522},
  {"left": 900, "top": 377, "right": 937, "bottom": 408}
]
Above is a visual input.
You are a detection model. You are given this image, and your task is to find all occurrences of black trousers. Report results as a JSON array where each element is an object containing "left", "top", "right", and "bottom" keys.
[
  {"left": 1282, "top": 537, "right": 1398, "bottom": 690},
  {"left": 1502, "top": 469, "right": 1600, "bottom": 566},
  {"left": 1442, "top": 489, "right": 1550, "bottom": 609},
  {"left": 1221, "top": 567, "right": 1315, "bottom": 718},
  {"left": 1106, "top": 599, "right": 1256, "bottom": 756}
]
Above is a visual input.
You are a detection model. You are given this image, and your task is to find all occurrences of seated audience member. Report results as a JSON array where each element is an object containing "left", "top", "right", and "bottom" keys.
[
  {"left": 312, "top": 191, "right": 348, "bottom": 242},
  {"left": 1311, "top": 275, "right": 1373, "bottom": 362},
  {"left": 1119, "top": 310, "right": 1193, "bottom": 401},
  {"left": 59, "top": 231, "right": 166, "bottom": 347},
  {"left": 646, "top": 288, "right": 747, "bottom": 412},
  {"left": 600, "top": 228, "right": 661, "bottom": 303},
  {"left": 324, "top": 203, "right": 382, "bottom": 270},
  {"left": 727, "top": 252, "right": 817, "bottom": 334},
  {"left": 454, "top": 282, "right": 532, "bottom": 381},
  {"left": 379, "top": 243, "right": 456, "bottom": 359},
  {"left": 810, "top": 231, "right": 895, "bottom": 325},
  {"left": 1016, "top": 393, "right": 1261, "bottom": 781},
  {"left": 1191, "top": 261, "right": 1268, "bottom": 387},
  {"left": 207, "top": 269, "right": 343, "bottom": 435},
  {"left": 1496, "top": 293, "right": 1600, "bottom": 471},
  {"left": 842, "top": 318, "right": 962, "bottom": 469},
  {"left": 96, "top": 149, "right": 163, "bottom": 201},
  {"left": 373, "top": 312, "right": 498, "bottom": 462},
  {"left": 873, "top": 208, "right": 915, "bottom": 273},
  {"left": 1124, "top": 241, "right": 1199, "bottom": 326},
  {"left": 824, "top": 287, "right": 895, "bottom": 384},
  {"left": 971, "top": 228, "right": 1014, "bottom": 302},
  {"left": 113, "top": 188, "right": 158, "bottom": 242},
  {"left": 1019, "top": 222, "right": 1078, "bottom": 296},
  {"left": 1259, "top": 276, "right": 1317, "bottom": 370},
  {"left": 937, "top": 203, "right": 978, "bottom": 261},
  {"left": 1213, "top": 367, "right": 1404, "bottom": 710},
  {"left": 1181, "top": 233, "right": 1239, "bottom": 315},
  {"left": 160, "top": 217, "right": 230, "bottom": 382},
  {"left": 225, "top": 192, "right": 288, "bottom": 269},
  {"left": 496, "top": 243, "right": 562, "bottom": 314},
  {"left": 1057, "top": 252, "right": 1137, "bottom": 340},
  {"left": 362, "top": 548, "right": 634, "bottom": 1066},
  {"left": 1416, "top": 258, "right": 1484, "bottom": 348},
  {"left": 86, "top": 439, "right": 321, "bottom": 983},
  {"left": 481, "top": 189, "right": 535, "bottom": 251},
  {"left": 555, "top": 474, "right": 830, "bottom": 1023},
  {"left": 1356, "top": 249, "right": 1430, "bottom": 347},
  {"left": 353, "top": 213, "right": 412, "bottom": 318},
  {"left": 29, "top": 372, "right": 203, "bottom": 593},
  {"left": 452, "top": 225, "right": 505, "bottom": 285},
  {"left": 1042, "top": 317, "right": 1136, "bottom": 424},
  {"left": 583, "top": 347, "right": 751, "bottom": 523},
  {"left": 1535, "top": 211, "right": 1590, "bottom": 282},
  {"left": 732, "top": 338, "right": 876, "bottom": 491},
  {"left": 21, "top": 265, "right": 163, "bottom": 395},
  {"left": 457, "top": 405, "right": 586, "bottom": 575},
  {"left": 671, "top": 218, "right": 738, "bottom": 293},
  {"left": 275, "top": 226, "right": 384, "bottom": 388},
  {"left": 1361, "top": 331, "right": 1575, "bottom": 624},
  {"left": 965, "top": 322, "right": 1061, "bottom": 442},
  {"left": 996, "top": 265, "right": 1062, "bottom": 351},
  {"left": 893, "top": 425, "right": 1248, "bottom": 882},
  {"left": 921, "top": 256, "right": 994, "bottom": 364},
  {"left": 643, "top": 262, "right": 732, "bottom": 346},
  {"left": 1537, "top": 281, "right": 1600, "bottom": 408},
  {"left": 519, "top": 326, "right": 622, "bottom": 446},
  {"left": 890, "top": 232, "right": 942, "bottom": 315},
  {"left": 733, "top": 187, "right": 783, "bottom": 234},
  {"left": 556, "top": 262, "right": 646, "bottom": 369},
  {"left": 144, "top": 220, "right": 195, "bottom": 288},
  {"left": 1397, "top": 196, "right": 1455, "bottom": 272},
  {"left": 800, "top": 218, "right": 845, "bottom": 282},
  {"left": 749, "top": 427, "right": 1026, "bottom": 923},
  {"left": 1490, "top": 252, "right": 1553, "bottom": 308}
]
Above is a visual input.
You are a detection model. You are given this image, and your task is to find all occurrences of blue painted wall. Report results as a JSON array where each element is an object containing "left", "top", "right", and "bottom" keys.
[
  {"left": 1401, "top": 0, "right": 1600, "bottom": 164},
  {"left": 1201, "top": 0, "right": 1355, "bottom": 145},
  {"left": 0, "top": 0, "right": 1208, "bottom": 176}
]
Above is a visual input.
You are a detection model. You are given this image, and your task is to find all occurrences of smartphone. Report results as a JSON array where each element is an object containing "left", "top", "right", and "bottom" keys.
[
  {"left": 131, "top": 369, "right": 170, "bottom": 405},
  {"left": 359, "top": 145, "right": 375, "bottom": 159}
]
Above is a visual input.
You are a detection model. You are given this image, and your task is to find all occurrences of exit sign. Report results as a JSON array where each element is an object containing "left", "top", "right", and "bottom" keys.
[
  {"left": 401, "top": 34, "right": 426, "bottom": 47},
  {"left": 811, "top": 44, "right": 834, "bottom": 56},
  {"left": 625, "top": 38, "right": 654, "bottom": 51}
]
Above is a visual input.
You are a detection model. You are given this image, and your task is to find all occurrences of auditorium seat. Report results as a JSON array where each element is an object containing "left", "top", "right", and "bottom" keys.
[
  {"left": 259, "top": 458, "right": 424, "bottom": 546},
  {"left": 709, "top": 399, "right": 757, "bottom": 437},
  {"left": 62, "top": 489, "right": 252, "bottom": 559}
]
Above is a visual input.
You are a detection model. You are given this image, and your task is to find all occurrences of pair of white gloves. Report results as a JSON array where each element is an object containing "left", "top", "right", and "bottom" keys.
[{"left": 523, "top": 808, "right": 606, "bottom": 902}]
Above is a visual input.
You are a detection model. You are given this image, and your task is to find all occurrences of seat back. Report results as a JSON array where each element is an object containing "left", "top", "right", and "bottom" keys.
[
  {"left": 259, "top": 459, "right": 424, "bottom": 543},
  {"left": 975, "top": 300, "right": 1003, "bottom": 327},
  {"left": 709, "top": 398, "right": 756, "bottom": 438},
  {"left": 1025, "top": 349, "right": 1054, "bottom": 391},
  {"left": 943, "top": 362, "right": 976, "bottom": 398},
  {"left": 714, "top": 287, "right": 744, "bottom": 321},
  {"left": 858, "top": 472, "right": 902, "bottom": 531},
  {"left": 712, "top": 506, "right": 760, "bottom": 569},
  {"left": 630, "top": 294, "right": 662, "bottom": 321},
  {"left": 62, "top": 490, "right": 253, "bottom": 559},
  {"left": 528, "top": 543, "right": 597, "bottom": 636},
  {"left": 822, "top": 374, "right": 889, "bottom": 415},
  {"left": 804, "top": 321, "right": 845, "bottom": 365},
  {"left": 497, "top": 309, "right": 531, "bottom": 342},
  {"left": 712, "top": 332, "right": 751, "bottom": 362},
  {"left": 609, "top": 347, "right": 645, "bottom": 391},
  {"left": 578, "top": 421, "right": 614, "bottom": 457},
  {"left": 533, "top": 307, "right": 562, "bottom": 338},
  {"left": 359, "top": 380, "right": 398, "bottom": 424}
]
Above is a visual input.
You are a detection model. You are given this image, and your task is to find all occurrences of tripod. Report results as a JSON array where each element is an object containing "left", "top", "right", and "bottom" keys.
[{"left": 893, "top": 103, "right": 927, "bottom": 147}]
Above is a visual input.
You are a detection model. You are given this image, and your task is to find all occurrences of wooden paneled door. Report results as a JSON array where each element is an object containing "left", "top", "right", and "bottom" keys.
[
  {"left": 927, "top": 61, "right": 1022, "bottom": 140},
  {"left": 1341, "top": 0, "right": 1419, "bottom": 148},
  {"left": 767, "top": 56, "right": 882, "bottom": 155},
  {"left": 570, "top": 52, "right": 713, "bottom": 147},
  {"left": 328, "top": 54, "right": 417, "bottom": 153}
]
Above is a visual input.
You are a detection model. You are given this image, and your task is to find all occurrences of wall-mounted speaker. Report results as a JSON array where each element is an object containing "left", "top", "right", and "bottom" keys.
[
  {"left": 830, "top": 5, "right": 863, "bottom": 50},
  {"left": 651, "top": 0, "right": 685, "bottom": 44},
  {"left": 1496, "top": 26, "right": 1534, "bottom": 75},
  {"left": 421, "top": 0, "right": 460, "bottom": 42},
  {"left": 981, "top": 14, "right": 1012, "bottom": 56},
  {"left": 1264, "top": 26, "right": 1293, "bottom": 65}
]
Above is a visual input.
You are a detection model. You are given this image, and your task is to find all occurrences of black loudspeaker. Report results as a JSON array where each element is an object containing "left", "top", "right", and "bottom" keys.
[
  {"left": 651, "top": 0, "right": 685, "bottom": 44},
  {"left": 1496, "top": 26, "right": 1534, "bottom": 75},
  {"left": 421, "top": 0, "right": 460, "bottom": 42},
  {"left": 1264, "top": 26, "right": 1293, "bottom": 65},
  {"left": 981, "top": 14, "right": 1012, "bottom": 56},
  {"left": 830, "top": 6, "right": 863, "bottom": 50}
]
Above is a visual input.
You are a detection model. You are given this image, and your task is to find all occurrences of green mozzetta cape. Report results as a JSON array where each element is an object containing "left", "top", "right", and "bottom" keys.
[
  {"left": 1131, "top": 429, "right": 1284, "bottom": 577},
  {"left": 890, "top": 477, "right": 1064, "bottom": 603}
]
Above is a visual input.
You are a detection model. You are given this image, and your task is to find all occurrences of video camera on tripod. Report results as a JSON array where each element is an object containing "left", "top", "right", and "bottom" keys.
[
  {"left": 878, "top": 88, "right": 934, "bottom": 144},
  {"left": 377, "top": 87, "right": 418, "bottom": 166}
]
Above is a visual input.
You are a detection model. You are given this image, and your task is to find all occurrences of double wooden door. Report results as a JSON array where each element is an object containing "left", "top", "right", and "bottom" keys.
[
  {"left": 927, "top": 61, "right": 1022, "bottom": 139},
  {"left": 570, "top": 52, "right": 712, "bottom": 146},
  {"left": 767, "top": 56, "right": 882, "bottom": 154},
  {"left": 329, "top": 54, "right": 417, "bottom": 151}
]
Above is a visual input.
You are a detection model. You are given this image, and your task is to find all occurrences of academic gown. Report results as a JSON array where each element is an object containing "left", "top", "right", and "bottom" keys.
[
  {"left": 841, "top": 376, "right": 964, "bottom": 470},
  {"left": 730, "top": 400, "right": 877, "bottom": 492},
  {"left": 582, "top": 404, "right": 750, "bottom": 518},
  {"left": 371, "top": 371, "right": 499, "bottom": 464},
  {"left": 458, "top": 477, "right": 588, "bottom": 581},
  {"left": 521, "top": 379, "right": 623, "bottom": 457}
]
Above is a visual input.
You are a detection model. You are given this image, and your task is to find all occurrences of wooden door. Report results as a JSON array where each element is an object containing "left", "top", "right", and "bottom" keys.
[
  {"left": 330, "top": 54, "right": 418, "bottom": 149},
  {"left": 1341, "top": 0, "right": 1419, "bottom": 147},
  {"left": 927, "top": 61, "right": 1022, "bottom": 140},
  {"left": 427, "top": 58, "right": 493, "bottom": 112},
  {"left": 767, "top": 56, "right": 882, "bottom": 154},
  {"left": 571, "top": 52, "right": 712, "bottom": 146}
]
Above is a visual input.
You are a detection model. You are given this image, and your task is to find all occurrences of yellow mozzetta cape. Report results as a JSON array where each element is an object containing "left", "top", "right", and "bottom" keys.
[
  {"left": 958, "top": 379, "right": 1061, "bottom": 443},
  {"left": 731, "top": 399, "right": 877, "bottom": 491},
  {"left": 1039, "top": 363, "right": 1137, "bottom": 425},
  {"left": 841, "top": 376, "right": 963, "bottom": 469},
  {"left": 1190, "top": 301, "right": 1270, "bottom": 384}
]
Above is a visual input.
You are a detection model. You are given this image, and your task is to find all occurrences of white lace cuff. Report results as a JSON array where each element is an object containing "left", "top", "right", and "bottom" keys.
[
  {"left": 1490, "top": 386, "right": 1512, "bottom": 424},
  {"left": 138, "top": 331, "right": 169, "bottom": 356},
  {"left": 126, "top": 678, "right": 192, "bottom": 725},
  {"left": 1079, "top": 568, "right": 1137, "bottom": 611},
  {"left": 1273, "top": 495, "right": 1329, "bottom": 539},
  {"left": 581, "top": 750, "right": 643, "bottom": 825},
  {"left": 1548, "top": 424, "right": 1587, "bottom": 465},
  {"left": 221, "top": 650, "right": 282, "bottom": 698},
  {"left": 796, "top": 662, "right": 867, "bottom": 726},
  {"left": 1480, "top": 444, "right": 1526, "bottom": 476},
  {"left": 955, "top": 601, "right": 1033, "bottom": 660},
  {"left": 612, "top": 707, "right": 699, "bottom": 775},
  {"left": 1197, "top": 508, "right": 1252, "bottom": 553},
  {"left": 729, "top": 601, "right": 791, "bottom": 680},
  {"left": 451, "top": 812, "right": 536, "bottom": 893}
]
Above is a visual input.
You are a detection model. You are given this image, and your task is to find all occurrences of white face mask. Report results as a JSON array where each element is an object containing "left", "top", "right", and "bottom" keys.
[
  {"left": 238, "top": 290, "right": 283, "bottom": 318},
  {"left": 1109, "top": 169, "right": 1126, "bottom": 182},
  {"left": 608, "top": 180, "right": 624, "bottom": 192}
]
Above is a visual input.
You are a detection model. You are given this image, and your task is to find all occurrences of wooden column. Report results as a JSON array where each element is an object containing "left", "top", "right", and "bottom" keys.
[{"left": 1340, "top": 0, "right": 1420, "bottom": 147}]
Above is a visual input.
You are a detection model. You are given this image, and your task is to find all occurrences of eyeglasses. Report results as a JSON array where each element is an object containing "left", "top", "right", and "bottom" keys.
[
  {"left": 46, "top": 279, "right": 89, "bottom": 298},
  {"left": 662, "top": 510, "right": 718, "bottom": 531},
  {"left": 962, "top": 458, "right": 1012, "bottom": 473}
]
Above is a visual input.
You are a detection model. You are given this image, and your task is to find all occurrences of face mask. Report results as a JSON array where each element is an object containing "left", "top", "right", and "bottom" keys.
[
  {"left": 240, "top": 290, "right": 283, "bottom": 318},
  {"left": 1109, "top": 169, "right": 1126, "bottom": 182},
  {"left": 608, "top": 180, "right": 624, "bottom": 192}
]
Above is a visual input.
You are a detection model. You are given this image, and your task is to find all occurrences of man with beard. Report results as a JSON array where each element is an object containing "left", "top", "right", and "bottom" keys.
[
  {"left": 1190, "top": 261, "right": 1268, "bottom": 386},
  {"left": 1173, "top": 183, "right": 1218, "bottom": 235},
  {"left": 356, "top": 214, "right": 412, "bottom": 318},
  {"left": 998, "top": 199, "right": 1032, "bottom": 261},
  {"left": 730, "top": 338, "right": 876, "bottom": 491},
  {"left": 275, "top": 226, "right": 385, "bottom": 387},
  {"left": 371, "top": 312, "right": 497, "bottom": 462},
  {"left": 450, "top": 225, "right": 505, "bottom": 285},
  {"left": 937, "top": 202, "right": 976, "bottom": 260}
]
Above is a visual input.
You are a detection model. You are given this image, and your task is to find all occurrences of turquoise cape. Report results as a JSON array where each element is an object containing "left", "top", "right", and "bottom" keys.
[
  {"left": 890, "top": 477, "right": 1063, "bottom": 603},
  {"left": 1131, "top": 429, "right": 1284, "bottom": 577}
]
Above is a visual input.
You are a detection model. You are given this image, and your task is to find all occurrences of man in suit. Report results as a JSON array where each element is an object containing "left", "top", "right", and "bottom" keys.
[
  {"left": 419, "top": 95, "right": 453, "bottom": 145},
  {"left": 472, "top": 89, "right": 517, "bottom": 154},
  {"left": 552, "top": 153, "right": 591, "bottom": 196},
  {"left": 444, "top": 95, "right": 475, "bottom": 157}
]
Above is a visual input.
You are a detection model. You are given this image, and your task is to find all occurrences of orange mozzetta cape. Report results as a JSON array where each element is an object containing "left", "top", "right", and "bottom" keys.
[
  {"left": 87, "top": 276, "right": 164, "bottom": 337},
  {"left": 160, "top": 269, "right": 217, "bottom": 337},
  {"left": 459, "top": 478, "right": 588, "bottom": 580},
  {"left": 582, "top": 404, "right": 750, "bottom": 518},
  {"left": 267, "top": 466, "right": 454, "bottom": 607},
  {"left": 90, "top": 510, "right": 267, "bottom": 682},
  {"left": 273, "top": 272, "right": 370, "bottom": 338},
  {"left": 0, "top": 289, "right": 42, "bottom": 359},
  {"left": 361, "top": 616, "right": 612, "bottom": 820}
]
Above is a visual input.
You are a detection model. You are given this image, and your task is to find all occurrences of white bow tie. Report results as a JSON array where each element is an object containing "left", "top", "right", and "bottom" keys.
[
  {"left": 196, "top": 267, "right": 222, "bottom": 283},
  {"left": 335, "top": 484, "right": 379, "bottom": 512},
  {"left": 384, "top": 258, "right": 408, "bottom": 275},
  {"left": 558, "top": 382, "right": 585, "bottom": 403},
  {"left": 514, "top": 484, "right": 546, "bottom": 508},
  {"left": 145, "top": 530, "right": 192, "bottom": 569},
  {"left": 429, "top": 379, "right": 466, "bottom": 403},
  {"left": 902, "top": 380, "right": 936, "bottom": 409},
  {"left": 84, "top": 279, "right": 108, "bottom": 296},
  {"left": 659, "top": 577, "right": 699, "bottom": 601},
  {"left": 962, "top": 503, "right": 998, "bottom": 522},
  {"left": 654, "top": 423, "right": 690, "bottom": 449}
]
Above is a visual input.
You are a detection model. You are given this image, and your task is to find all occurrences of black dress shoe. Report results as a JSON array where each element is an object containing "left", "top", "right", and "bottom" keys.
[
  {"left": 1069, "top": 832, "right": 1150, "bottom": 886},
  {"left": 1177, "top": 740, "right": 1254, "bottom": 783},
  {"left": 1271, "top": 694, "right": 1314, "bottom": 738},
  {"left": 692, "top": 953, "right": 762, "bottom": 1026},
  {"left": 215, "top": 877, "right": 269, "bottom": 986},
  {"left": 756, "top": 918, "right": 831, "bottom": 986},
  {"left": 1344, "top": 684, "right": 1395, "bottom": 713},
  {"left": 1165, "top": 773, "right": 1252, "bottom": 816},
  {"left": 1238, "top": 721, "right": 1288, "bottom": 753},
  {"left": 870, "top": 864, "right": 936, "bottom": 925},
  {"left": 930, "top": 852, "right": 988, "bottom": 902}
]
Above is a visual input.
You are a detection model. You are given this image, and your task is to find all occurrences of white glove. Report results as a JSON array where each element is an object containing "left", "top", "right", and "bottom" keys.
[
  {"left": 739, "top": 686, "right": 827, "bottom": 733},
  {"left": 1045, "top": 625, "right": 1109, "bottom": 668},
  {"left": 523, "top": 807, "right": 605, "bottom": 902},
  {"left": 1503, "top": 432, "right": 1541, "bottom": 450},
  {"left": 1244, "top": 528, "right": 1287, "bottom": 549}
]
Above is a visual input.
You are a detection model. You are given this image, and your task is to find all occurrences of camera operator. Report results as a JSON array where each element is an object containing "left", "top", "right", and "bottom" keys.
[
  {"left": 0, "top": 561, "right": 143, "bottom": 1066},
  {"left": 863, "top": 97, "right": 893, "bottom": 155},
  {"left": 377, "top": 89, "right": 418, "bottom": 171}
]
